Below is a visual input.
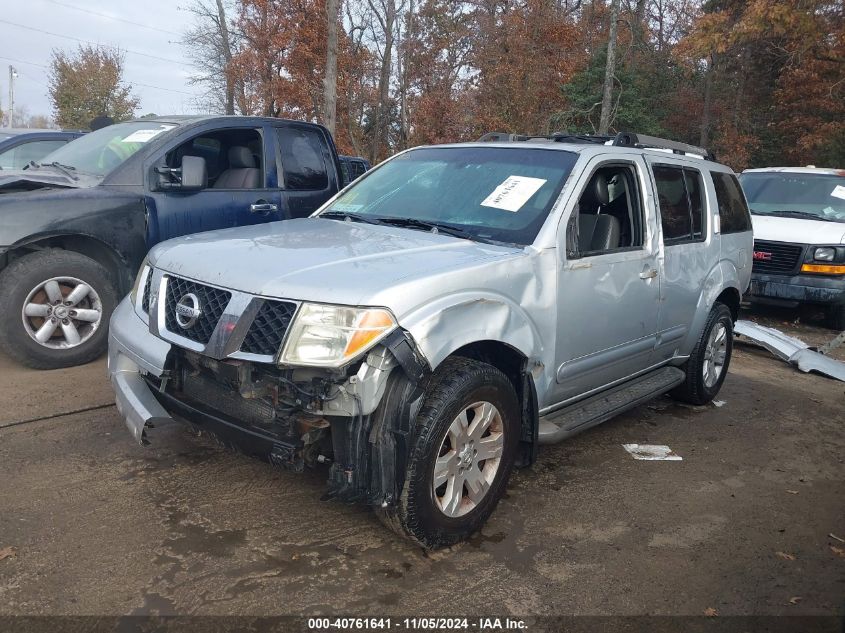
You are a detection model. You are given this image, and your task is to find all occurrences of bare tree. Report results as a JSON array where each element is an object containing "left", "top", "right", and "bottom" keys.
[
  {"left": 323, "top": 0, "right": 340, "bottom": 133},
  {"left": 181, "top": 0, "right": 243, "bottom": 114},
  {"left": 598, "top": 0, "right": 620, "bottom": 134},
  {"left": 367, "top": 0, "right": 398, "bottom": 161}
]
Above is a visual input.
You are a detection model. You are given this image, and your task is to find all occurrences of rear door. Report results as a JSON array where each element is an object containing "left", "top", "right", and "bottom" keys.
[
  {"left": 146, "top": 124, "right": 285, "bottom": 243},
  {"left": 273, "top": 122, "right": 341, "bottom": 218},
  {"left": 646, "top": 158, "right": 718, "bottom": 361}
]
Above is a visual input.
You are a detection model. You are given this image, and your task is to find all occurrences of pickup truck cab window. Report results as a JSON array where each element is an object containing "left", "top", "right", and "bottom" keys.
[
  {"left": 277, "top": 126, "right": 329, "bottom": 190},
  {"left": 320, "top": 146, "right": 577, "bottom": 245},
  {"left": 166, "top": 128, "right": 264, "bottom": 190}
]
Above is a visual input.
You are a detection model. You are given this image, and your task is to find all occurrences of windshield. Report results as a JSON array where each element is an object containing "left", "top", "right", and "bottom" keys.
[
  {"left": 36, "top": 121, "right": 178, "bottom": 177},
  {"left": 739, "top": 172, "right": 845, "bottom": 223},
  {"left": 319, "top": 146, "right": 577, "bottom": 245}
]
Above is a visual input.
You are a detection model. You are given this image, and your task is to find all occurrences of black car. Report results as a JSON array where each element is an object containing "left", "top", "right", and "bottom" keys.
[
  {"left": 0, "top": 129, "right": 84, "bottom": 170},
  {"left": 0, "top": 115, "right": 356, "bottom": 369}
]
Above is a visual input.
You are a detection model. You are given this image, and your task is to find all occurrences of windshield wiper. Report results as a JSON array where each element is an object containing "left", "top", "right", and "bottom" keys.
[
  {"left": 377, "top": 217, "right": 489, "bottom": 242},
  {"left": 761, "top": 209, "right": 838, "bottom": 222},
  {"left": 319, "top": 210, "right": 384, "bottom": 225},
  {"left": 31, "top": 161, "right": 79, "bottom": 181}
]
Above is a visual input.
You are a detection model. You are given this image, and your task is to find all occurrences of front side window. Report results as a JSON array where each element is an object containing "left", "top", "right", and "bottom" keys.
[
  {"left": 573, "top": 163, "right": 644, "bottom": 255},
  {"left": 277, "top": 126, "right": 329, "bottom": 190},
  {"left": 713, "top": 171, "right": 752, "bottom": 233},
  {"left": 653, "top": 165, "right": 706, "bottom": 243},
  {"left": 320, "top": 146, "right": 577, "bottom": 245},
  {"left": 738, "top": 172, "right": 845, "bottom": 223}
]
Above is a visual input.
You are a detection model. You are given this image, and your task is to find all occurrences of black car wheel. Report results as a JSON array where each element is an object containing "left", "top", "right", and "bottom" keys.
[
  {"left": 0, "top": 250, "right": 118, "bottom": 369},
  {"left": 670, "top": 302, "right": 733, "bottom": 406},
  {"left": 376, "top": 357, "right": 519, "bottom": 549}
]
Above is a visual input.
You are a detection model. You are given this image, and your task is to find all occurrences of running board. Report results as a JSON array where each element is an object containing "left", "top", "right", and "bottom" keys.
[{"left": 538, "top": 366, "right": 686, "bottom": 445}]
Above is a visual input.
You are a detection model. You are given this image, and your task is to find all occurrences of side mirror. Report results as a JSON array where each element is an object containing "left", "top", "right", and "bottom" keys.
[
  {"left": 154, "top": 155, "right": 207, "bottom": 192},
  {"left": 179, "top": 156, "right": 207, "bottom": 191}
]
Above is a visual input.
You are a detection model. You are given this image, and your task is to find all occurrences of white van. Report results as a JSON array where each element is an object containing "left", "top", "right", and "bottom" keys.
[{"left": 739, "top": 167, "right": 845, "bottom": 329}]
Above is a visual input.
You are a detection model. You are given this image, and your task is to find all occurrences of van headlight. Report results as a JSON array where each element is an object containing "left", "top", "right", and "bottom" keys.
[
  {"left": 814, "top": 246, "right": 836, "bottom": 262},
  {"left": 279, "top": 303, "right": 397, "bottom": 367}
]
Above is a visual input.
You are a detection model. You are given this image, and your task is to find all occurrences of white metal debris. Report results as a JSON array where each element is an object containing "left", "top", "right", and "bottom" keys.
[
  {"left": 733, "top": 320, "right": 845, "bottom": 382},
  {"left": 623, "top": 444, "right": 683, "bottom": 461}
]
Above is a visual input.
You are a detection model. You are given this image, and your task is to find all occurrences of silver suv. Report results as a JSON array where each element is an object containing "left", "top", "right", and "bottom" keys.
[{"left": 109, "top": 132, "right": 753, "bottom": 548}]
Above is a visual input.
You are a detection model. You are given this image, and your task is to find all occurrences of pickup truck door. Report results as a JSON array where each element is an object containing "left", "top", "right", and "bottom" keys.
[
  {"left": 272, "top": 122, "right": 342, "bottom": 218},
  {"left": 552, "top": 156, "right": 662, "bottom": 404},
  {"left": 145, "top": 123, "right": 285, "bottom": 244}
]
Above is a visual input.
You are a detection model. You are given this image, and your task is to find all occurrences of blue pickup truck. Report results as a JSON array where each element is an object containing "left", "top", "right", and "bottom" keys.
[{"left": 0, "top": 115, "right": 362, "bottom": 369}]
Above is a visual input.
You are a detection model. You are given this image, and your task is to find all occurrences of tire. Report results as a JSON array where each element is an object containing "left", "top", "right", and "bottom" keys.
[
  {"left": 376, "top": 357, "right": 520, "bottom": 549},
  {"left": 827, "top": 303, "right": 845, "bottom": 331},
  {"left": 0, "top": 249, "right": 118, "bottom": 369},
  {"left": 670, "top": 302, "right": 733, "bottom": 406}
]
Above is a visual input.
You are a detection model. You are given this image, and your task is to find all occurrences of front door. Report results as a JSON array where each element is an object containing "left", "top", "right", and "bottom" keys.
[
  {"left": 552, "top": 156, "right": 661, "bottom": 405},
  {"left": 146, "top": 125, "right": 285, "bottom": 244}
]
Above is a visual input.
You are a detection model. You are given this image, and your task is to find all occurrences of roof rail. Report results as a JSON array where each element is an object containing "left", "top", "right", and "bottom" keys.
[{"left": 612, "top": 132, "right": 715, "bottom": 161}]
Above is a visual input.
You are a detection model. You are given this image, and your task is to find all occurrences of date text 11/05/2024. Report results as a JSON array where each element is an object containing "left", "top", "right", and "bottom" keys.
[{"left": 307, "top": 617, "right": 528, "bottom": 630}]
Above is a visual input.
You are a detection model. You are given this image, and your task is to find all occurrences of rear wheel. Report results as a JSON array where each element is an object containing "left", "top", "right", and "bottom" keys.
[
  {"left": 376, "top": 357, "right": 519, "bottom": 548},
  {"left": 827, "top": 303, "right": 845, "bottom": 331},
  {"left": 670, "top": 302, "right": 733, "bottom": 405},
  {"left": 0, "top": 250, "right": 118, "bottom": 369}
]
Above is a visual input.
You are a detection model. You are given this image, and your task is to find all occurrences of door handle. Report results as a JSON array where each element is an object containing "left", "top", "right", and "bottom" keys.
[
  {"left": 639, "top": 268, "right": 658, "bottom": 280},
  {"left": 250, "top": 201, "right": 278, "bottom": 214}
]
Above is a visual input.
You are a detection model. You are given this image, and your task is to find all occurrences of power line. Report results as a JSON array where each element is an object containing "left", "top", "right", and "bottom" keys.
[
  {"left": 0, "top": 19, "right": 191, "bottom": 66},
  {"left": 41, "top": 0, "right": 182, "bottom": 37},
  {"left": 0, "top": 55, "right": 199, "bottom": 96}
]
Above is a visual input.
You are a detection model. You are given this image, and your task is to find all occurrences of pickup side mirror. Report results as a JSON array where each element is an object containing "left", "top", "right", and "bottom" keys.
[{"left": 154, "top": 155, "right": 207, "bottom": 192}]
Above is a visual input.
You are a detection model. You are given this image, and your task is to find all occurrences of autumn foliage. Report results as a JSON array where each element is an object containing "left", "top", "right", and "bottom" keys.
[{"left": 191, "top": 0, "right": 844, "bottom": 169}]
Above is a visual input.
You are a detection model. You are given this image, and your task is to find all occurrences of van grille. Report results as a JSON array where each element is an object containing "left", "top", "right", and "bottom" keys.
[
  {"left": 163, "top": 276, "right": 231, "bottom": 344},
  {"left": 752, "top": 240, "right": 804, "bottom": 275},
  {"left": 240, "top": 299, "right": 297, "bottom": 357}
]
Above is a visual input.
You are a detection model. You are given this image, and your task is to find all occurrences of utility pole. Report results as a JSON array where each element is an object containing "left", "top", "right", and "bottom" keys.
[{"left": 7, "top": 65, "right": 17, "bottom": 128}]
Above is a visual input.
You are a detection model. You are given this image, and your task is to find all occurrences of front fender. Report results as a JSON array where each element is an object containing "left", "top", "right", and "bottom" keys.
[{"left": 400, "top": 290, "right": 543, "bottom": 371}]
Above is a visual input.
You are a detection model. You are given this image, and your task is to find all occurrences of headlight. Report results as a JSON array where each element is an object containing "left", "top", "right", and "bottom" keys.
[
  {"left": 814, "top": 247, "right": 836, "bottom": 262},
  {"left": 129, "top": 257, "right": 150, "bottom": 304},
  {"left": 279, "top": 303, "right": 397, "bottom": 367}
]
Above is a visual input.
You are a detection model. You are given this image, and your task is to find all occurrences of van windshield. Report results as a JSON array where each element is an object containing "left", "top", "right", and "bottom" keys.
[
  {"left": 34, "top": 121, "right": 178, "bottom": 177},
  {"left": 739, "top": 172, "right": 845, "bottom": 223},
  {"left": 319, "top": 146, "right": 577, "bottom": 245}
]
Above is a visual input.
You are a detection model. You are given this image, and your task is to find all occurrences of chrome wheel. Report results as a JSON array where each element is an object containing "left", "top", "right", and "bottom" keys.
[
  {"left": 21, "top": 276, "right": 103, "bottom": 350},
  {"left": 703, "top": 322, "right": 728, "bottom": 388},
  {"left": 432, "top": 401, "right": 504, "bottom": 518}
]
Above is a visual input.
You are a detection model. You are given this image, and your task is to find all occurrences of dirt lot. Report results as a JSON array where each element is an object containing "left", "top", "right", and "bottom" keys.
[{"left": 0, "top": 307, "right": 843, "bottom": 618}]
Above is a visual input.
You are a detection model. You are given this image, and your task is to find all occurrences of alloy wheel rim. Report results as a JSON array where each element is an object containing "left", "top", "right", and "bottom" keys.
[
  {"left": 21, "top": 276, "right": 103, "bottom": 350},
  {"left": 432, "top": 400, "right": 504, "bottom": 518},
  {"left": 703, "top": 322, "right": 728, "bottom": 388}
]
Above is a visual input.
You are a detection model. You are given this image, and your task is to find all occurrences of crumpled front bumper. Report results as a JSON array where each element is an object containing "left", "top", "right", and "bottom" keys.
[{"left": 107, "top": 297, "right": 174, "bottom": 444}]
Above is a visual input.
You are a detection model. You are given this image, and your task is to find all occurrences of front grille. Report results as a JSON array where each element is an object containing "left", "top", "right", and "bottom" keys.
[
  {"left": 240, "top": 299, "right": 297, "bottom": 356},
  {"left": 752, "top": 240, "right": 805, "bottom": 275},
  {"left": 181, "top": 370, "right": 276, "bottom": 427},
  {"left": 141, "top": 269, "right": 153, "bottom": 313},
  {"left": 163, "top": 276, "right": 231, "bottom": 344}
]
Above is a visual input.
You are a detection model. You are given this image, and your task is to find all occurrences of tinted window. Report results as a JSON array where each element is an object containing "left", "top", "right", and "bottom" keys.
[
  {"left": 321, "top": 146, "right": 578, "bottom": 245},
  {"left": 653, "top": 165, "right": 692, "bottom": 241},
  {"left": 684, "top": 169, "right": 705, "bottom": 239},
  {"left": 714, "top": 172, "right": 752, "bottom": 233},
  {"left": 277, "top": 127, "right": 328, "bottom": 190}
]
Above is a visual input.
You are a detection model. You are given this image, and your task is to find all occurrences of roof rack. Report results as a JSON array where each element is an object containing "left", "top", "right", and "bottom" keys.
[{"left": 476, "top": 130, "right": 715, "bottom": 161}]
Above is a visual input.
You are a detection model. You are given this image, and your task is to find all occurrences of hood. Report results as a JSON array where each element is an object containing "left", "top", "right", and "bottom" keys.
[
  {"left": 0, "top": 167, "right": 100, "bottom": 192},
  {"left": 149, "top": 218, "right": 523, "bottom": 309},
  {"left": 751, "top": 214, "right": 845, "bottom": 245}
]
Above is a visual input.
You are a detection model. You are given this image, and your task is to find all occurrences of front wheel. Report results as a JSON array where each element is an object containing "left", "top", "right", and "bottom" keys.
[
  {"left": 376, "top": 357, "right": 520, "bottom": 549},
  {"left": 0, "top": 250, "right": 118, "bottom": 369},
  {"left": 670, "top": 302, "right": 733, "bottom": 405}
]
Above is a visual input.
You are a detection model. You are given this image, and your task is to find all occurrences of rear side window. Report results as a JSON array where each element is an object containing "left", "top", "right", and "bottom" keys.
[
  {"left": 653, "top": 165, "right": 706, "bottom": 243},
  {"left": 277, "top": 127, "right": 329, "bottom": 190},
  {"left": 712, "top": 171, "right": 752, "bottom": 233}
]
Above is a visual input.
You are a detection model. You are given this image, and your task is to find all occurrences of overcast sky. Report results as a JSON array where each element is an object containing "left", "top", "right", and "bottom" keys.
[{"left": 0, "top": 0, "right": 209, "bottom": 123}]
